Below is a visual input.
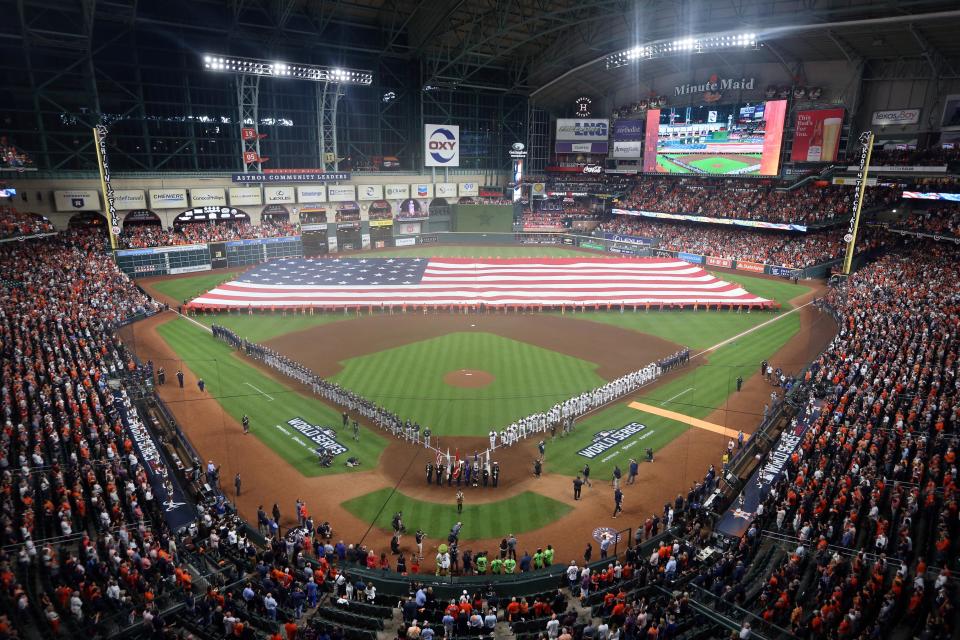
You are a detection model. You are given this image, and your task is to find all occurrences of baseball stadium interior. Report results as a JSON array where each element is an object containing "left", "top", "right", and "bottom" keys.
[{"left": 3, "top": 1, "right": 960, "bottom": 639}]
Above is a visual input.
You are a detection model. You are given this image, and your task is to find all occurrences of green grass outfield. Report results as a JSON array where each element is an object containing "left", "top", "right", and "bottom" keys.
[
  {"left": 156, "top": 317, "right": 388, "bottom": 476},
  {"left": 544, "top": 303, "right": 803, "bottom": 479},
  {"left": 332, "top": 332, "right": 606, "bottom": 436},
  {"left": 571, "top": 272, "right": 806, "bottom": 348},
  {"left": 147, "top": 269, "right": 244, "bottom": 304},
  {"left": 341, "top": 488, "right": 571, "bottom": 540}
]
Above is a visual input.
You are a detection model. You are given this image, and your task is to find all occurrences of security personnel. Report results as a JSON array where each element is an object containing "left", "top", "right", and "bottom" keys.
[
  {"left": 736, "top": 375, "right": 744, "bottom": 391},
  {"left": 426, "top": 461, "right": 434, "bottom": 485}
]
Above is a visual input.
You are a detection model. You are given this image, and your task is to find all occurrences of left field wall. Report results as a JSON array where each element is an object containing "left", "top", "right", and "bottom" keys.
[{"left": 5, "top": 173, "right": 501, "bottom": 230}]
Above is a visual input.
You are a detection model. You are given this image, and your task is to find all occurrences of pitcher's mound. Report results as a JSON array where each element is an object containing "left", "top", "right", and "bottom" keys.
[{"left": 444, "top": 369, "right": 494, "bottom": 388}]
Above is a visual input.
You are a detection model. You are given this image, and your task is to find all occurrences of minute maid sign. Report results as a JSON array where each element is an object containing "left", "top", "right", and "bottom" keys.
[
  {"left": 675, "top": 76, "right": 755, "bottom": 96},
  {"left": 578, "top": 422, "right": 650, "bottom": 459},
  {"left": 287, "top": 417, "right": 348, "bottom": 456}
]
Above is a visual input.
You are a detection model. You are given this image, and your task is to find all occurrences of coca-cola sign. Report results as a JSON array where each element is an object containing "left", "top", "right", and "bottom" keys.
[{"left": 582, "top": 165, "right": 603, "bottom": 174}]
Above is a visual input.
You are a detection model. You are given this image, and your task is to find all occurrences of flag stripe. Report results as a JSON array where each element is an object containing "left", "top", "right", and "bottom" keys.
[{"left": 186, "top": 257, "right": 773, "bottom": 309}]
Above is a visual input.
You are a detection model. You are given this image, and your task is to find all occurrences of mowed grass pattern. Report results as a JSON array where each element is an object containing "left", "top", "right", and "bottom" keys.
[
  {"left": 156, "top": 318, "right": 388, "bottom": 476},
  {"left": 572, "top": 273, "right": 808, "bottom": 349},
  {"left": 332, "top": 332, "right": 606, "bottom": 436},
  {"left": 341, "top": 488, "right": 571, "bottom": 540},
  {"left": 546, "top": 305, "right": 804, "bottom": 479}
]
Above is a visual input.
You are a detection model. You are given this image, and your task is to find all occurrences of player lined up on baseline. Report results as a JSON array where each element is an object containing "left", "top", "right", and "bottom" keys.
[{"left": 211, "top": 324, "right": 689, "bottom": 451}]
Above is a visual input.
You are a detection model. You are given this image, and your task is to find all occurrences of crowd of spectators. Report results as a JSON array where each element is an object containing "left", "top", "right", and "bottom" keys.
[
  {"left": 596, "top": 217, "right": 884, "bottom": 268},
  {"left": 0, "top": 206, "right": 55, "bottom": 239},
  {"left": 858, "top": 146, "right": 960, "bottom": 167},
  {"left": 118, "top": 220, "right": 299, "bottom": 249},
  {"left": 889, "top": 205, "right": 960, "bottom": 238},
  {"left": 0, "top": 137, "right": 32, "bottom": 169},
  {"left": 615, "top": 177, "right": 898, "bottom": 225}
]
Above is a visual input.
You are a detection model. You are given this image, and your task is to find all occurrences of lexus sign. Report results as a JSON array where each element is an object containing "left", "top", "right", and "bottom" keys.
[{"left": 425, "top": 124, "right": 460, "bottom": 167}]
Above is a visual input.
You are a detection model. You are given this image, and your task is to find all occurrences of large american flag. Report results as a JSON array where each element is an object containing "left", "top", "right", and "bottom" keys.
[{"left": 186, "top": 257, "right": 772, "bottom": 309}]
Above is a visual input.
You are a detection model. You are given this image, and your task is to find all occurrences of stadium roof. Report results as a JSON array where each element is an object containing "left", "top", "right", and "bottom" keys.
[{"left": 10, "top": 0, "right": 960, "bottom": 104}]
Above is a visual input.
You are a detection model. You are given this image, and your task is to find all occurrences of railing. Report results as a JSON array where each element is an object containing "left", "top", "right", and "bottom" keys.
[{"left": 663, "top": 582, "right": 794, "bottom": 640}]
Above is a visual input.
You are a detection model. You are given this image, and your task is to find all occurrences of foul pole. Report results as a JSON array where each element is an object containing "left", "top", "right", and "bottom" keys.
[
  {"left": 842, "top": 130, "right": 875, "bottom": 275},
  {"left": 92, "top": 125, "right": 120, "bottom": 250}
]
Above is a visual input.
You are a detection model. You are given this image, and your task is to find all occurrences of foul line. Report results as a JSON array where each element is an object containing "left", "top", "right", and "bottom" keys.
[
  {"left": 245, "top": 382, "right": 275, "bottom": 401},
  {"left": 661, "top": 387, "right": 693, "bottom": 406},
  {"left": 628, "top": 401, "right": 746, "bottom": 440},
  {"left": 692, "top": 300, "right": 813, "bottom": 359}
]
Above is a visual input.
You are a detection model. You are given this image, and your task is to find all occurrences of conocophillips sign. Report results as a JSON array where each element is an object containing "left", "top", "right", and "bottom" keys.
[{"left": 425, "top": 124, "right": 460, "bottom": 167}]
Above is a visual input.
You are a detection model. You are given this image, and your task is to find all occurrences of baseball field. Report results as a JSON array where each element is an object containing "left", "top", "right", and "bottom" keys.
[{"left": 127, "top": 244, "right": 836, "bottom": 561}]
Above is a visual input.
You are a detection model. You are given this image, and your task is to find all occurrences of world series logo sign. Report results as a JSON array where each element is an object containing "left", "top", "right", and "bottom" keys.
[
  {"left": 287, "top": 417, "right": 348, "bottom": 457},
  {"left": 425, "top": 124, "right": 460, "bottom": 167},
  {"left": 577, "top": 422, "right": 649, "bottom": 458}
]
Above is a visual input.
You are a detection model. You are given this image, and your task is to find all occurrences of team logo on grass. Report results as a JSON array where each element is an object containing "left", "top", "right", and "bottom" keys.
[
  {"left": 577, "top": 422, "right": 648, "bottom": 459},
  {"left": 287, "top": 417, "right": 348, "bottom": 456},
  {"left": 593, "top": 527, "right": 621, "bottom": 544}
]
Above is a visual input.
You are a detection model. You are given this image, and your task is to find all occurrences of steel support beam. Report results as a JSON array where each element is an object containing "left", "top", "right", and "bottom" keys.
[
  {"left": 238, "top": 74, "right": 262, "bottom": 172},
  {"left": 317, "top": 82, "right": 345, "bottom": 171}
]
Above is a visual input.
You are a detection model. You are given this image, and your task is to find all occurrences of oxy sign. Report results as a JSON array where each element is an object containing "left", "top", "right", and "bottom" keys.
[{"left": 425, "top": 124, "right": 460, "bottom": 167}]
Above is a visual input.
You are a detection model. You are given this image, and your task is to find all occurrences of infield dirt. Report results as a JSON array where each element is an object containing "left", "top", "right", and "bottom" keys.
[{"left": 128, "top": 277, "right": 834, "bottom": 564}]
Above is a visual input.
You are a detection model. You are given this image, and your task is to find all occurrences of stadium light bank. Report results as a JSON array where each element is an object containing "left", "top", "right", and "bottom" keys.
[
  {"left": 203, "top": 55, "right": 373, "bottom": 85},
  {"left": 605, "top": 33, "right": 758, "bottom": 70}
]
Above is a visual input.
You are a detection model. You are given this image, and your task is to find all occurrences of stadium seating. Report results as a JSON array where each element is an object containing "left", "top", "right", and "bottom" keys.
[
  {"left": 614, "top": 177, "right": 898, "bottom": 225},
  {"left": 0, "top": 137, "right": 33, "bottom": 169},
  {"left": 119, "top": 221, "right": 298, "bottom": 249},
  {"left": 0, "top": 206, "right": 55, "bottom": 239}
]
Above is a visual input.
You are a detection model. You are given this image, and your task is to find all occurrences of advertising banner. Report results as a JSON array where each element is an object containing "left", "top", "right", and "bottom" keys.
[
  {"left": 458, "top": 182, "right": 479, "bottom": 197},
  {"left": 357, "top": 184, "right": 384, "bottom": 201},
  {"left": 769, "top": 265, "right": 797, "bottom": 277},
  {"left": 847, "top": 165, "right": 946, "bottom": 173},
  {"left": 554, "top": 141, "right": 609, "bottom": 154},
  {"left": 327, "top": 185, "right": 357, "bottom": 202},
  {"left": 149, "top": 189, "right": 188, "bottom": 209},
  {"left": 190, "top": 188, "right": 227, "bottom": 207},
  {"left": 872, "top": 109, "right": 921, "bottom": 126},
  {"left": 435, "top": 183, "right": 457, "bottom": 198},
  {"left": 397, "top": 222, "right": 421, "bottom": 235},
  {"left": 113, "top": 391, "right": 196, "bottom": 532},
  {"left": 232, "top": 172, "right": 350, "bottom": 183},
  {"left": 736, "top": 260, "right": 765, "bottom": 273},
  {"left": 229, "top": 187, "right": 263, "bottom": 206},
  {"left": 678, "top": 252, "right": 704, "bottom": 264},
  {"left": 295, "top": 186, "right": 326, "bottom": 203},
  {"left": 717, "top": 403, "right": 821, "bottom": 538},
  {"left": 412, "top": 183, "right": 433, "bottom": 199},
  {"left": 791, "top": 108, "right": 845, "bottom": 162},
  {"left": 601, "top": 232, "right": 654, "bottom": 246},
  {"left": 832, "top": 176, "right": 877, "bottom": 186},
  {"left": 555, "top": 118, "right": 609, "bottom": 141},
  {"left": 263, "top": 186, "right": 295, "bottom": 204},
  {"left": 424, "top": 124, "right": 460, "bottom": 167},
  {"left": 368, "top": 219, "right": 394, "bottom": 227},
  {"left": 611, "top": 208, "right": 807, "bottom": 232},
  {"left": 610, "top": 140, "right": 643, "bottom": 158},
  {"left": 531, "top": 183, "right": 546, "bottom": 198},
  {"left": 902, "top": 191, "right": 960, "bottom": 201},
  {"left": 112, "top": 190, "right": 146, "bottom": 210},
  {"left": 706, "top": 256, "right": 733, "bottom": 268},
  {"left": 613, "top": 119, "right": 645, "bottom": 141},
  {"left": 395, "top": 237, "right": 417, "bottom": 247},
  {"left": 384, "top": 184, "right": 410, "bottom": 199},
  {"left": 54, "top": 189, "right": 100, "bottom": 211}
]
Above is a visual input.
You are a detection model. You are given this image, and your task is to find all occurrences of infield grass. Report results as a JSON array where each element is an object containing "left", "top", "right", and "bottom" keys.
[
  {"left": 155, "top": 317, "right": 388, "bottom": 476},
  {"left": 331, "top": 332, "right": 606, "bottom": 436},
  {"left": 341, "top": 488, "right": 571, "bottom": 540}
]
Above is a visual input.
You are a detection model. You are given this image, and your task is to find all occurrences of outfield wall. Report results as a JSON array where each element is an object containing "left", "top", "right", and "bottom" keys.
[{"left": 114, "top": 229, "right": 846, "bottom": 282}]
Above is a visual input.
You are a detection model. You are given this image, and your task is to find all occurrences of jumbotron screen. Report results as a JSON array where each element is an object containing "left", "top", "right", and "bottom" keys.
[{"left": 641, "top": 99, "right": 787, "bottom": 176}]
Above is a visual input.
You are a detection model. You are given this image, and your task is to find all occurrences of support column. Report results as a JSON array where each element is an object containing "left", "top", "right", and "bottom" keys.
[{"left": 238, "top": 74, "right": 262, "bottom": 173}]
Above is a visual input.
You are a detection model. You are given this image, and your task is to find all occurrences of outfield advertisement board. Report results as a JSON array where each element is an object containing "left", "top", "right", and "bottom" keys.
[
  {"left": 706, "top": 256, "right": 733, "bottom": 268},
  {"left": 736, "top": 260, "right": 765, "bottom": 273},
  {"left": 54, "top": 189, "right": 100, "bottom": 211},
  {"left": 678, "top": 252, "right": 704, "bottom": 264},
  {"left": 424, "top": 124, "right": 460, "bottom": 167},
  {"left": 612, "top": 208, "right": 807, "bottom": 232}
]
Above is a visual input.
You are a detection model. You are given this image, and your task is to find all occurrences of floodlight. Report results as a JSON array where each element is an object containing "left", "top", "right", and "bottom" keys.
[{"left": 203, "top": 54, "right": 373, "bottom": 85}]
